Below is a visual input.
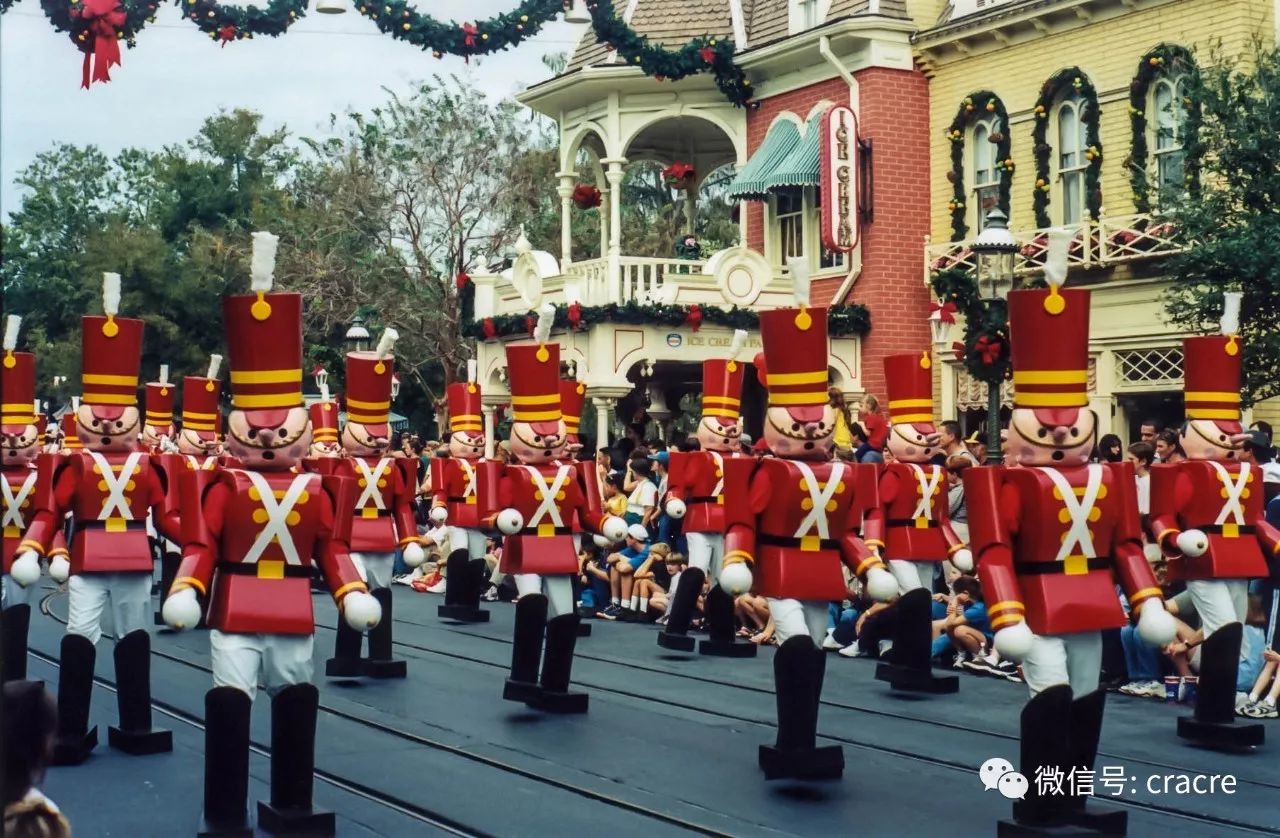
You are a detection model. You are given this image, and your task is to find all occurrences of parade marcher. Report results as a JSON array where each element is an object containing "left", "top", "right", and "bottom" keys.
[
  {"left": 15, "top": 273, "right": 176, "bottom": 765},
  {"left": 659, "top": 329, "right": 756, "bottom": 657},
  {"left": 3, "top": 316, "right": 68, "bottom": 683},
  {"left": 144, "top": 365, "right": 185, "bottom": 625},
  {"left": 478, "top": 305, "right": 627, "bottom": 713},
  {"left": 141, "top": 366, "right": 176, "bottom": 453},
  {"left": 720, "top": 264, "right": 898, "bottom": 780},
  {"left": 308, "top": 366, "right": 342, "bottom": 459},
  {"left": 964, "top": 232, "right": 1176, "bottom": 833},
  {"left": 313, "top": 328, "right": 425, "bottom": 679},
  {"left": 559, "top": 373, "right": 600, "bottom": 637},
  {"left": 1149, "top": 291, "right": 1279, "bottom": 749},
  {"left": 863, "top": 351, "right": 972, "bottom": 693},
  {"left": 59, "top": 407, "right": 82, "bottom": 453},
  {"left": 162, "top": 231, "right": 381, "bottom": 835},
  {"left": 431, "top": 360, "right": 491, "bottom": 623}
]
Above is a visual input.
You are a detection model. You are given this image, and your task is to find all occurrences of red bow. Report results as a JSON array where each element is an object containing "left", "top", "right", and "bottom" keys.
[
  {"left": 217, "top": 24, "right": 237, "bottom": 47},
  {"left": 929, "top": 301, "right": 958, "bottom": 324},
  {"left": 685, "top": 304, "right": 702, "bottom": 332},
  {"left": 951, "top": 341, "right": 966, "bottom": 361},
  {"left": 482, "top": 318, "right": 497, "bottom": 339},
  {"left": 461, "top": 22, "right": 478, "bottom": 59},
  {"left": 974, "top": 335, "right": 1003, "bottom": 365},
  {"left": 455, "top": 272, "right": 471, "bottom": 291},
  {"left": 567, "top": 302, "right": 583, "bottom": 331},
  {"left": 699, "top": 46, "right": 716, "bottom": 64},
  {"left": 525, "top": 315, "right": 536, "bottom": 337},
  {"left": 76, "top": 0, "right": 125, "bottom": 88}
]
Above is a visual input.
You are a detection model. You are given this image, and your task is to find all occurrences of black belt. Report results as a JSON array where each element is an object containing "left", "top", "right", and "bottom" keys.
[
  {"left": 887, "top": 518, "right": 937, "bottom": 528},
  {"left": 687, "top": 496, "right": 720, "bottom": 504},
  {"left": 758, "top": 533, "right": 842, "bottom": 551},
  {"left": 1197, "top": 524, "right": 1255, "bottom": 535},
  {"left": 1016, "top": 558, "right": 1111, "bottom": 575},
  {"left": 217, "top": 563, "right": 314, "bottom": 578},
  {"left": 447, "top": 496, "right": 477, "bottom": 503},
  {"left": 356, "top": 508, "right": 392, "bottom": 517},
  {"left": 74, "top": 519, "right": 147, "bottom": 533},
  {"left": 519, "top": 526, "right": 573, "bottom": 536}
]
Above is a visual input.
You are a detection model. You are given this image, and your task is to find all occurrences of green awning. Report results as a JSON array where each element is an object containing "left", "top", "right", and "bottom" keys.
[
  {"left": 727, "top": 120, "right": 803, "bottom": 200},
  {"left": 764, "top": 114, "right": 822, "bottom": 191}
]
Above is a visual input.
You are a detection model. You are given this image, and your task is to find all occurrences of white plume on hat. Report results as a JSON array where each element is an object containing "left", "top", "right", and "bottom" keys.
[
  {"left": 159, "top": 364, "right": 169, "bottom": 386},
  {"left": 729, "top": 329, "right": 748, "bottom": 360},
  {"left": 206, "top": 354, "right": 223, "bottom": 380},
  {"left": 467, "top": 359, "right": 478, "bottom": 385},
  {"left": 1220, "top": 291, "right": 1242, "bottom": 336},
  {"left": 250, "top": 231, "right": 279, "bottom": 293},
  {"left": 1044, "top": 228, "right": 1072, "bottom": 288},
  {"left": 3, "top": 315, "right": 20, "bottom": 352},
  {"left": 534, "top": 303, "right": 556, "bottom": 345},
  {"left": 103, "top": 272, "right": 122, "bottom": 316},
  {"left": 375, "top": 327, "right": 399, "bottom": 360},
  {"left": 786, "top": 257, "right": 811, "bottom": 307},
  {"left": 72, "top": 396, "right": 81, "bottom": 412}
]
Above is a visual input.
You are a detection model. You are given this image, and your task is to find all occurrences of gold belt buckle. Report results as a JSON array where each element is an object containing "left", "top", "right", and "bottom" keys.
[
  {"left": 1064, "top": 555, "right": 1089, "bottom": 576},
  {"left": 537, "top": 523, "right": 555, "bottom": 537},
  {"left": 257, "top": 560, "right": 285, "bottom": 580},
  {"left": 800, "top": 535, "right": 820, "bottom": 552},
  {"left": 361, "top": 508, "right": 379, "bottom": 519},
  {"left": 105, "top": 518, "right": 127, "bottom": 533},
  {"left": 716, "top": 496, "right": 724, "bottom": 505},
  {"left": 1222, "top": 523, "right": 1239, "bottom": 539},
  {"left": 3, "top": 525, "right": 18, "bottom": 539},
  {"left": 465, "top": 496, "right": 476, "bottom": 505},
  {"left": 914, "top": 517, "right": 930, "bottom": 529}
]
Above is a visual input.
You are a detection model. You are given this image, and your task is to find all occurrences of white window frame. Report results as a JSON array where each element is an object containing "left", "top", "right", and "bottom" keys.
[
  {"left": 1055, "top": 96, "right": 1088, "bottom": 225},
  {"left": 970, "top": 117, "right": 1001, "bottom": 231},
  {"left": 767, "top": 187, "right": 847, "bottom": 275},
  {"left": 1151, "top": 74, "right": 1190, "bottom": 196},
  {"left": 788, "top": 0, "right": 829, "bottom": 34}
]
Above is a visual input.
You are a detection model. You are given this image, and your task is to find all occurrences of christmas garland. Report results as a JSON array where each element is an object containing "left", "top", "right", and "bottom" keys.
[
  {"left": 178, "top": 0, "right": 307, "bottom": 44},
  {"left": 585, "top": 0, "right": 755, "bottom": 108},
  {"left": 40, "top": 0, "right": 155, "bottom": 54},
  {"left": 465, "top": 300, "right": 871, "bottom": 341},
  {"left": 1031, "top": 68, "right": 1102, "bottom": 229},
  {"left": 355, "top": 0, "right": 561, "bottom": 59},
  {"left": 1127, "top": 44, "right": 1200, "bottom": 214},
  {"left": 929, "top": 267, "right": 1010, "bottom": 385},
  {"left": 945, "top": 91, "right": 1012, "bottom": 242}
]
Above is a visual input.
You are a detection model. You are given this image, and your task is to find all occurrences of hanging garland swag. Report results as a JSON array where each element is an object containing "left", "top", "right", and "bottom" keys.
[
  {"left": 945, "top": 91, "right": 1013, "bottom": 242},
  {"left": 1031, "top": 68, "right": 1103, "bottom": 228},
  {"left": 40, "top": 0, "right": 156, "bottom": 86},
  {"left": 356, "top": 0, "right": 561, "bottom": 60},
  {"left": 1127, "top": 43, "right": 1201, "bottom": 215}
]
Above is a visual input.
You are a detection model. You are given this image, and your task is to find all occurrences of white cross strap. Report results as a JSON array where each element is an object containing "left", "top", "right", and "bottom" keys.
[
  {"left": 459, "top": 459, "right": 477, "bottom": 499},
  {"left": 87, "top": 450, "right": 143, "bottom": 521},
  {"left": 185, "top": 455, "right": 218, "bottom": 470},
  {"left": 1039, "top": 465, "right": 1102, "bottom": 563},
  {"left": 1208, "top": 461, "right": 1249, "bottom": 526},
  {"left": 709, "top": 451, "right": 725, "bottom": 499},
  {"left": 521, "top": 465, "right": 572, "bottom": 529},
  {"left": 1, "top": 470, "right": 39, "bottom": 530},
  {"left": 793, "top": 461, "right": 845, "bottom": 541},
  {"left": 242, "top": 471, "right": 312, "bottom": 566},
  {"left": 354, "top": 457, "right": 392, "bottom": 511},
  {"left": 908, "top": 463, "right": 942, "bottom": 521}
]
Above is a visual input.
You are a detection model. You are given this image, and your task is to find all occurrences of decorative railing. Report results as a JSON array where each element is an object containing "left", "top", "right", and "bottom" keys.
[
  {"left": 564, "top": 256, "right": 709, "bottom": 306},
  {"left": 924, "top": 212, "right": 1185, "bottom": 281}
]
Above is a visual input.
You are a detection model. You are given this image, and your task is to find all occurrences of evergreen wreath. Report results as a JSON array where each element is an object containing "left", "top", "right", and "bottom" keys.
[
  {"left": 929, "top": 267, "right": 1011, "bottom": 385},
  {"left": 178, "top": 0, "right": 307, "bottom": 44},
  {"left": 39, "top": 0, "right": 155, "bottom": 51},
  {"left": 354, "top": 0, "right": 561, "bottom": 59},
  {"left": 945, "top": 91, "right": 1012, "bottom": 242},
  {"left": 1031, "top": 68, "right": 1102, "bottom": 229},
  {"left": 1126, "top": 43, "right": 1200, "bottom": 214}
]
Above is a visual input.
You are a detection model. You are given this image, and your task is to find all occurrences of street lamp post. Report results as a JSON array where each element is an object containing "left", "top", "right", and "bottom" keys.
[
  {"left": 969, "top": 209, "right": 1019, "bottom": 466},
  {"left": 345, "top": 314, "right": 371, "bottom": 352}
]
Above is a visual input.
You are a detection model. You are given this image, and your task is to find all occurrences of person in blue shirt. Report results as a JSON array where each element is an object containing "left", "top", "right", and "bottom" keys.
[
  {"left": 933, "top": 575, "right": 992, "bottom": 664},
  {"left": 601, "top": 524, "right": 652, "bottom": 621}
]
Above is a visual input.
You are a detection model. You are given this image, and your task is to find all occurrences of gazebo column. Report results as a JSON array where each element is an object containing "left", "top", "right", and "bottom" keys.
[
  {"left": 602, "top": 158, "right": 627, "bottom": 304},
  {"left": 684, "top": 186, "right": 697, "bottom": 236},
  {"left": 556, "top": 171, "right": 577, "bottom": 267},
  {"left": 591, "top": 397, "right": 615, "bottom": 450},
  {"left": 598, "top": 184, "right": 610, "bottom": 266}
]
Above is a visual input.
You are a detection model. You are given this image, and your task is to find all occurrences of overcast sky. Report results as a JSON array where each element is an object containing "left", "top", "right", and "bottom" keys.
[{"left": 0, "top": 0, "right": 586, "bottom": 215}]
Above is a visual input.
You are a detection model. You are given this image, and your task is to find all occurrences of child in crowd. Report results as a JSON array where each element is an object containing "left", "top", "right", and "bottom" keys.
[
  {"left": 640, "top": 551, "right": 685, "bottom": 621},
  {"left": 577, "top": 546, "right": 612, "bottom": 619},
  {"left": 603, "top": 473, "right": 629, "bottom": 519},
  {"left": 4, "top": 681, "right": 69, "bottom": 838},
  {"left": 630, "top": 543, "right": 672, "bottom": 621},
  {"left": 734, "top": 592, "right": 774, "bottom": 645}
]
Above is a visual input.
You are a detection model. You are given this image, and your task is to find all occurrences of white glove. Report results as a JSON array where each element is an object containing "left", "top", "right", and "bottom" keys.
[
  {"left": 48, "top": 554, "right": 70, "bottom": 584},
  {"left": 1136, "top": 598, "right": 1177, "bottom": 647},
  {"left": 864, "top": 566, "right": 899, "bottom": 602},
  {"left": 496, "top": 508, "right": 524, "bottom": 535},
  {"left": 993, "top": 622, "right": 1035, "bottom": 663},
  {"left": 342, "top": 590, "right": 382, "bottom": 632},
  {"left": 592, "top": 534, "right": 612, "bottom": 549},
  {"left": 664, "top": 498, "right": 687, "bottom": 519},
  {"left": 1175, "top": 529, "right": 1208, "bottom": 558},
  {"left": 1142, "top": 542, "right": 1163, "bottom": 563},
  {"left": 600, "top": 515, "right": 628, "bottom": 543},
  {"left": 951, "top": 547, "right": 974, "bottom": 574},
  {"left": 719, "top": 562, "right": 753, "bottom": 596},
  {"left": 9, "top": 550, "right": 41, "bottom": 587},
  {"left": 402, "top": 540, "right": 427, "bottom": 568},
  {"left": 162, "top": 588, "right": 202, "bottom": 631},
  {"left": 429, "top": 505, "right": 448, "bottom": 525}
]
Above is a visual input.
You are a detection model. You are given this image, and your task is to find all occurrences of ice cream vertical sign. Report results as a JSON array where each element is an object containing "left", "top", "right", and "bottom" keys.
[{"left": 820, "top": 105, "right": 860, "bottom": 254}]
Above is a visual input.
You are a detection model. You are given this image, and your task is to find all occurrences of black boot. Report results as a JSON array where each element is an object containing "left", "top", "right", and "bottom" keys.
[
  {"left": 2, "top": 604, "right": 31, "bottom": 682},
  {"left": 699, "top": 584, "right": 757, "bottom": 658},
  {"left": 1063, "top": 690, "right": 1127, "bottom": 834},
  {"left": 1007, "top": 684, "right": 1073, "bottom": 830},
  {"left": 325, "top": 616, "right": 364, "bottom": 678},
  {"left": 657, "top": 567, "right": 703, "bottom": 652},
  {"left": 107, "top": 630, "right": 172, "bottom": 755},
  {"left": 875, "top": 588, "right": 958, "bottom": 694},
  {"left": 363, "top": 588, "right": 407, "bottom": 678},
  {"left": 437, "top": 550, "right": 490, "bottom": 623},
  {"left": 52, "top": 633, "right": 98, "bottom": 765},
  {"left": 528, "top": 613, "right": 588, "bottom": 714},
  {"left": 759, "top": 636, "right": 843, "bottom": 780},
  {"left": 154, "top": 551, "right": 179, "bottom": 627},
  {"left": 503, "top": 594, "right": 547, "bottom": 704},
  {"left": 1178, "top": 622, "right": 1264, "bottom": 748},
  {"left": 257, "top": 684, "right": 334, "bottom": 835},
  {"left": 199, "top": 687, "right": 252, "bottom": 837}
]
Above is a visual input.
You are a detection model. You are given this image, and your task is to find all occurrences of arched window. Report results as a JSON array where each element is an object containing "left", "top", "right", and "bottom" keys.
[
  {"left": 1152, "top": 74, "right": 1190, "bottom": 192},
  {"left": 1056, "top": 96, "right": 1088, "bottom": 224},
  {"left": 971, "top": 118, "right": 1000, "bottom": 231}
]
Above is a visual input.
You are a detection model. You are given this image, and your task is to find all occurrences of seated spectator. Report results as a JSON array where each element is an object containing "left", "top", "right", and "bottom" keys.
[
  {"left": 631, "top": 542, "right": 671, "bottom": 621},
  {"left": 1239, "top": 647, "right": 1280, "bottom": 719},
  {"left": 1117, "top": 559, "right": 1170, "bottom": 698},
  {"left": 639, "top": 551, "right": 684, "bottom": 621},
  {"left": 734, "top": 593, "right": 774, "bottom": 645},
  {"left": 934, "top": 576, "right": 996, "bottom": 669},
  {"left": 839, "top": 599, "right": 894, "bottom": 658},
  {"left": 577, "top": 546, "right": 612, "bottom": 618},
  {"left": 601, "top": 524, "right": 651, "bottom": 621},
  {"left": 4, "top": 680, "right": 69, "bottom": 838}
]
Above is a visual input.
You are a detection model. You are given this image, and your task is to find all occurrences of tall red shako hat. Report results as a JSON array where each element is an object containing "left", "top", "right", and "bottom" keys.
[
  {"left": 1, "top": 315, "right": 38, "bottom": 433},
  {"left": 884, "top": 351, "right": 936, "bottom": 432},
  {"left": 701, "top": 329, "right": 748, "bottom": 424},
  {"left": 559, "top": 376, "right": 587, "bottom": 444},
  {"left": 308, "top": 365, "right": 340, "bottom": 445},
  {"left": 82, "top": 272, "right": 144, "bottom": 420},
  {"left": 344, "top": 327, "right": 398, "bottom": 437},
  {"left": 756, "top": 259, "right": 829, "bottom": 422},
  {"left": 1182, "top": 291, "right": 1243, "bottom": 433},
  {"left": 223, "top": 232, "right": 303, "bottom": 428},
  {"left": 505, "top": 304, "right": 561, "bottom": 436},
  {"left": 447, "top": 360, "right": 483, "bottom": 438},
  {"left": 144, "top": 364, "right": 176, "bottom": 437},
  {"left": 181, "top": 355, "right": 223, "bottom": 441}
]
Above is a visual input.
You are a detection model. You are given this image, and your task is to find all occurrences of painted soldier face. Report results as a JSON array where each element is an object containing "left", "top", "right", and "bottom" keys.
[
  {"left": 77, "top": 404, "right": 141, "bottom": 453},
  {"left": 1180, "top": 419, "right": 1246, "bottom": 461},
  {"left": 177, "top": 427, "right": 221, "bottom": 456},
  {"left": 763, "top": 404, "right": 836, "bottom": 461},
  {"left": 342, "top": 421, "right": 390, "bottom": 457},
  {"left": 1, "top": 423, "right": 40, "bottom": 466},
  {"left": 509, "top": 419, "right": 568, "bottom": 463},
  {"left": 225, "top": 407, "right": 311, "bottom": 470},
  {"left": 448, "top": 430, "right": 485, "bottom": 461},
  {"left": 696, "top": 415, "right": 741, "bottom": 453},
  {"left": 142, "top": 423, "right": 174, "bottom": 450},
  {"left": 1005, "top": 407, "right": 1096, "bottom": 467},
  {"left": 886, "top": 422, "right": 941, "bottom": 464}
]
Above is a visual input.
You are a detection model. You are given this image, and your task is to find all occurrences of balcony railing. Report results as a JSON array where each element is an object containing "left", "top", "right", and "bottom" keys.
[
  {"left": 924, "top": 213, "right": 1185, "bottom": 280},
  {"left": 564, "top": 256, "right": 709, "bottom": 306}
]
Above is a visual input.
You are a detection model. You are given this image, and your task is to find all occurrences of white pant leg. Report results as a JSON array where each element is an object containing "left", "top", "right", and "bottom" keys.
[
  {"left": 261, "top": 634, "right": 316, "bottom": 698},
  {"left": 1021, "top": 631, "right": 1102, "bottom": 696},
  {"left": 706, "top": 533, "right": 726, "bottom": 581},
  {"left": 768, "top": 599, "right": 829, "bottom": 644},
  {"left": 468, "top": 529, "right": 487, "bottom": 558},
  {"left": 1186, "top": 579, "right": 1249, "bottom": 637},
  {"left": 572, "top": 534, "right": 582, "bottom": 554},
  {"left": 210, "top": 630, "right": 265, "bottom": 702},
  {"left": 543, "top": 576, "right": 574, "bottom": 619},
  {"left": 514, "top": 574, "right": 542, "bottom": 599},
  {"left": 66, "top": 574, "right": 109, "bottom": 645},
  {"left": 108, "top": 573, "right": 151, "bottom": 638},
  {"left": 888, "top": 559, "right": 930, "bottom": 594},
  {"left": 1063, "top": 631, "right": 1102, "bottom": 696},
  {"left": 354, "top": 552, "right": 394, "bottom": 590},
  {"left": 685, "top": 532, "right": 714, "bottom": 574},
  {"left": 2, "top": 574, "right": 35, "bottom": 608}
]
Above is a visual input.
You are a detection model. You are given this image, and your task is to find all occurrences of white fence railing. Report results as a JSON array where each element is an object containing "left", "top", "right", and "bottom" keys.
[{"left": 563, "top": 256, "right": 708, "bottom": 306}]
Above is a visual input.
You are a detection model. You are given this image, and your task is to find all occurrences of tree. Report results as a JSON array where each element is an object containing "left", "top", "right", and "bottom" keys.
[{"left": 1164, "top": 44, "right": 1280, "bottom": 405}]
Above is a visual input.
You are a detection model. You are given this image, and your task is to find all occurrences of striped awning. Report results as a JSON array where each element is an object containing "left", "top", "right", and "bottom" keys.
[
  {"left": 763, "top": 113, "right": 823, "bottom": 191},
  {"left": 727, "top": 120, "right": 803, "bottom": 200}
]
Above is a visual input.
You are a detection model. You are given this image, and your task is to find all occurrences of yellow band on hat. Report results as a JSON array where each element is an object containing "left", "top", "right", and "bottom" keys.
[
  {"left": 702, "top": 396, "right": 741, "bottom": 407},
  {"left": 1185, "top": 391, "right": 1241, "bottom": 403},
  {"left": 511, "top": 394, "right": 560, "bottom": 406},
  {"left": 892, "top": 413, "right": 934, "bottom": 423},
  {"left": 768, "top": 392, "right": 827, "bottom": 406},
  {"left": 230, "top": 369, "right": 302, "bottom": 385},
  {"left": 704, "top": 408, "right": 740, "bottom": 419},
  {"left": 1, "top": 415, "right": 38, "bottom": 425},
  {"left": 83, "top": 373, "right": 139, "bottom": 386},
  {"left": 888, "top": 398, "right": 933, "bottom": 410},
  {"left": 512, "top": 409, "right": 561, "bottom": 421},
  {"left": 183, "top": 421, "right": 217, "bottom": 432},
  {"left": 767, "top": 371, "right": 827, "bottom": 386},
  {"left": 184, "top": 410, "right": 218, "bottom": 421},
  {"left": 1015, "top": 392, "right": 1089, "bottom": 408},
  {"left": 452, "top": 414, "right": 481, "bottom": 423},
  {"left": 347, "top": 411, "right": 390, "bottom": 424},
  {"left": 1013, "top": 370, "right": 1088, "bottom": 385},
  {"left": 1186, "top": 408, "right": 1240, "bottom": 420},
  {"left": 232, "top": 393, "right": 302, "bottom": 409},
  {"left": 451, "top": 422, "right": 483, "bottom": 431},
  {"left": 346, "top": 397, "right": 391, "bottom": 411},
  {"left": 83, "top": 393, "right": 137, "bottom": 405}
]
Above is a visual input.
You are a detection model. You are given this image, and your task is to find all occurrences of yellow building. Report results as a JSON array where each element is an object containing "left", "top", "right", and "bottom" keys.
[{"left": 910, "top": 0, "right": 1278, "bottom": 439}]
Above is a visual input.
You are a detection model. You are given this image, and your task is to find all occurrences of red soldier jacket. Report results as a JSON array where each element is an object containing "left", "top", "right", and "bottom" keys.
[
  {"left": 477, "top": 460, "right": 609, "bottom": 576},
  {"left": 305, "top": 456, "right": 417, "bottom": 554},
  {"left": 3, "top": 464, "right": 67, "bottom": 572},
  {"left": 430, "top": 456, "right": 484, "bottom": 529},
  {"left": 964, "top": 463, "right": 1162, "bottom": 636},
  {"left": 171, "top": 468, "right": 367, "bottom": 634},
  {"left": 20, "top": 451, "right": 177, "bottom": 575},
  {"left": 863, "top": 462, "right": 965, "bottom": 562},
  {"left": 723, "top": 457, "right": 881, "bottom": 601},
  {"left": 1149, "top": 460, "right": 1279, "bottom": 581},
  {"left": 665, "top": 450, "right": 745, "bottom": 534}
]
